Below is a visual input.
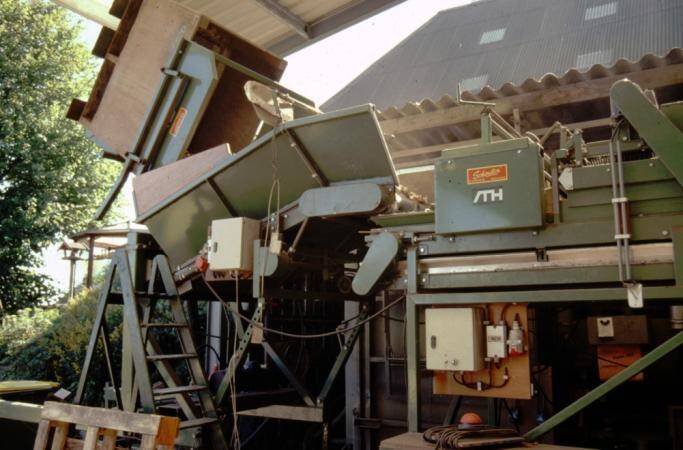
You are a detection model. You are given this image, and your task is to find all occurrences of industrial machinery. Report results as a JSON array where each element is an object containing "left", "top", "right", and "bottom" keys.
[{"left": 57, "top": 2, "right": 683, "bottom": 449}]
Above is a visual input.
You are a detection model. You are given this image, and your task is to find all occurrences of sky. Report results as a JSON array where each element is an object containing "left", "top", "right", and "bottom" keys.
[{"left": 42, "top": 0, "right": 471, "bottom": 292}]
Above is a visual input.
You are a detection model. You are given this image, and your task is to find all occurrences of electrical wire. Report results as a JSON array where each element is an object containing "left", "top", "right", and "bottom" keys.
[
  {"left": 204, "top": 279, "right": 405, "bottom": 339},
  {"left": 597, "top": 355, "right": 630, "bottom": 368}
]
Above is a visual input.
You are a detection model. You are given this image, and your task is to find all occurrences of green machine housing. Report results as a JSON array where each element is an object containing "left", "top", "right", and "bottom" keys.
[{"left": 435, "top": 137, "right": 545, "bottom": 234}]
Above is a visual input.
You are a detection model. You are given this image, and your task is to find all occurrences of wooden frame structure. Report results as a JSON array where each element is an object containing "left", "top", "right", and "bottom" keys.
[{"left": 33, "top": 402, "right": 179, "bottom": 450}]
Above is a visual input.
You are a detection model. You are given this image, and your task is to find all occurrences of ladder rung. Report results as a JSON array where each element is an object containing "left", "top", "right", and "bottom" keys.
[
  {"left": 146, "top": 353, "right": 197, "bottom": 361},
  {"left": 179, "top": 417, "right": 219, "bottom": 429},
  {"left": 154, "top": 385, "right": 208, "bottom": 396},
  {"left": 135, "top": 292, "right": 176, "bottom": 299},
  {"left": 141, "top": 322, "right": 188, "bottom": 328}
]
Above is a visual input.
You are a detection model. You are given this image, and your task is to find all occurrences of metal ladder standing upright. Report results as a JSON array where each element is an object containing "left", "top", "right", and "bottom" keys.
[{"left": 75, "top": 248, "right": 228, "bottom": 449}]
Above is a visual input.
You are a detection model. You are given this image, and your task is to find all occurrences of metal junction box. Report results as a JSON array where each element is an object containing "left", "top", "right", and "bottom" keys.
[
  {"left": 208, "top": 218, "right": 260, "bottom": 271},
  {"left": 425, "top": 308, "right": 484, "bottom": 372},
  {"left": 435, "top": 138, "right": 544, "bottom": 234}
]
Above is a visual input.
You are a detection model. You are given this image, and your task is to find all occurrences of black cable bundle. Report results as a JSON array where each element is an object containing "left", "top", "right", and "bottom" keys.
[{"left": 422, "top": 424, "right": 520, "bottom": 449}]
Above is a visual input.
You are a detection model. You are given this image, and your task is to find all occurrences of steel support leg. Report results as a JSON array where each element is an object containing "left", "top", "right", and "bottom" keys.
[
  {"left": 406, "top": 294, "right": 421, "bottom": 432},
  {"left": 406, "top": 245, "right": 421, "bottom": 432},
  {"left": 216, "top": 298, "right": 265, "bottom": 405},
  {"left": 525, "top": 329, "right": 683, "bottom": 441},
  {"left": 317, "top": 306, "right": 369, "bottom": 405}
]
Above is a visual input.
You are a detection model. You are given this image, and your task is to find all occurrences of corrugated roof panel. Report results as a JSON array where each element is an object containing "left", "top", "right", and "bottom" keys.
[
  {"left": 323, "top": 0, "right": 683, "bottom": 111},
  {"left": 172, "top": 0, "right": 408, "bottom": 55}
]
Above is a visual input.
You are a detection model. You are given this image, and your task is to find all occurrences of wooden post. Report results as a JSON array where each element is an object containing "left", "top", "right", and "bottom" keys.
[
  {"left": 51, "top": 0, "right": 120, "bottom": 31},
  {"left": 86, "top": 236, "right": 95, "bottom": 288}
]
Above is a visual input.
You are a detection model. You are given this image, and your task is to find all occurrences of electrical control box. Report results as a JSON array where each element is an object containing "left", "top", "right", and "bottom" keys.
[
  {"left": 434, "top": 137, "right": 544, "bottom": 234},
  {"left": 207, "top": 218, "right": 260, "bottom": 271},
  {"left": 426, "top": 308, "right": 484, "bottom": 372}
]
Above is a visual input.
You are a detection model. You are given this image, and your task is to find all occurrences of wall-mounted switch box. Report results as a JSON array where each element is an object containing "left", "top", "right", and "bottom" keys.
[
  {"left": 426, "top": 308, "right": 484, "bottom": 371},
  {"left": 208, "top": 218, "right": 260, "bottom": 271},
  {"left": 486, "top": 324, "right": 508, "bottom": 360}
]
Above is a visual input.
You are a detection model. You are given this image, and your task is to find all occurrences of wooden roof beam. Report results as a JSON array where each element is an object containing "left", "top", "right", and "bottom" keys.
[
  {"left": 253, "top": 0, "right": 310, "bottom": 39},
  {"left": 52, "top": 0, "right": 120, "bottom": 30}
]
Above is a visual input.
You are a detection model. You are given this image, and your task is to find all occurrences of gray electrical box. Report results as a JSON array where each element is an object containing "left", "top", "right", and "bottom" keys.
[{"left": 435, "top": 138, "right": 545, "bottom": 234}]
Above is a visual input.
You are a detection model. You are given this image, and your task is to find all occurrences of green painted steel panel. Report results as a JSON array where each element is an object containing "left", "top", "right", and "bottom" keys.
[
  {"left": 138, "top": 105, "right": 395, "bottom": 266},
  {"left": 352, "top": 233, "right": 399, "bottom": 295},
  {"left": 611, "top": 80, "right": 683, "bottom": 186},
  {"left": 571, "top": 158, "right": 674, "bottom": 190},
  {"left": 567, "top": 180, "right": 683, "bottom": 208},
  {"left": 144, "top": 182, "right": 232, "bottom": 266},
  {"left": 662, "top": 101, "right": 683, "bottom": 131},
  {"left": 416, "top": 214, "right": 683, "bottom": 257},
  {"left": 422, "top": 264, "right": 674, "bottom": 290},
  {"left": 435, "top": 140, "right": 544, "bottom": 234},
  {"left": 299, "top": 183, "right": 385, "bottom": 217}
]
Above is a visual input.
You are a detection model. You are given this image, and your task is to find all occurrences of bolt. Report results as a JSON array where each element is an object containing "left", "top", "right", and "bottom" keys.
[
  {"left": 283, "top": 214, "right": 288, "bottom": 219},
  {"left": 421, "top": 276, "right": 427, "bottom": 283},
  {"left": 403, "top": 278, "right": 408, "bottom": 284},
  {"left": 449, "top": 237, "right": 455, "bottom": 242},
  {"left": 662, "top": 230, "right": 670, "bottom": 236},
  {"left": 447, "top": 160, "right": 453, "bottom": 164},
  {"left": 532, "top": 231, "right": 538, "bottom": 236},
  {"left": 517, "top": 149, "right": 522, "bottom": 154},
  {"left": 622, "top": 136, "right": 628, "bottom": 142},
  {"left": 419, "top": 247, "right": 426, "bottom": 253}
]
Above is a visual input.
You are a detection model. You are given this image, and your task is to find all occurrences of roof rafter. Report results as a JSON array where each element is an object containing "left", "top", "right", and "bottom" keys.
[
  {"left": 51, "top": 0, "right": 120, "bottom": 30},
  {"left": 252, "top": 0, "right": 310, "bottom": 39}
]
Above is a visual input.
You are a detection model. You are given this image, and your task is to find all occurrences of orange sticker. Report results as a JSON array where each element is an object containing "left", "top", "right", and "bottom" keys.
[
  {"left": 467, "top": 164, "right": 508, "bottom": 185},
  {"left": 169, "top": 107, "right": 188, "bottom": 137}
]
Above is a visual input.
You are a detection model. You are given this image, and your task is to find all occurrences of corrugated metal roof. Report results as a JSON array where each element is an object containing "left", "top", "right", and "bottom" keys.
[
  {"left": 173, "top": 0, "right": 408, "bottom": 55},
  {"left": 322, "top": 0, "right": 683, "bottom": 111},
  {"left": 380, "top": 48, "right": 683, "bottom": 170}
]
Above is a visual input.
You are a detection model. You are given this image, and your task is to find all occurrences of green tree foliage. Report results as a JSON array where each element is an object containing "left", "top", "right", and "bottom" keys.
[
  {"left": 0, "top": 0, "right": 119, "bottom": 312},
  {"left": 0, "top": 287, "right": 122, "bottom": 404}
]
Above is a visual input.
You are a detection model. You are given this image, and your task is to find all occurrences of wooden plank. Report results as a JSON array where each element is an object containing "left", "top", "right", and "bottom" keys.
[
  {"left": 133, "top": 144, "right": 230, "bottom": 217},
  {"left": 51, "top": 422, "right": 70, "bottom": 450},
  {"left": 237, "top": 405, "right": 323, "bottom": 422},
  {"left": 41, "top": 402, "right": 177, "bottom": 437},
  {"left": 33, "top": 420, "right": 52, "bottom": 450},
  {"left": 433, "top": 304, "right": 532, "bottom": 400},
  {"left": 51, "top": 0, "right": 120, "bottom": 30},
  {"left": 100, "top": 429, "right": 116, "bottom": 450},
  {"left": 139, "top": 435, "right": 156, "bottom": 450},
  {"left": 0, "top": 399, "right": 43, "bottom": 423},
  {"left": 380, "top": 64, "right": 683, "bottom": 136},
  {"left": 65, "top": 438, "right": 126, "bottom": 450},
  {"left": 82, "top": 427, "right": 100, "bottom": 450}
]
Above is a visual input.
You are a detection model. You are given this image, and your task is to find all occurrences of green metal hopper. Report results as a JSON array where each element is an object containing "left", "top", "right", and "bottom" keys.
[{"left": 135, "top": 104, "right": 396, "bottom": 266}]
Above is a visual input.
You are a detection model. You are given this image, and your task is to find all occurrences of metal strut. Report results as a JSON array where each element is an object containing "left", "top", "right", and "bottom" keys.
[{"left": 524, "top": 329, "right": 683, "bottom": 441}]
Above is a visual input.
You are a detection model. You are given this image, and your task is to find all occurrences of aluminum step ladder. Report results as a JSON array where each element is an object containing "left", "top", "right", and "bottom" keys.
[{"left": 74, "top": 249, "right": 228, "bottom": 449}]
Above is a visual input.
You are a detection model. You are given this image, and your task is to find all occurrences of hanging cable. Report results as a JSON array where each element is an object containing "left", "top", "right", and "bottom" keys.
[
  {"left": 423, "top": 424, "right": 519, "bottom": 449},
  {"left": 204, "top": 279, "right": 405, "bottom": 339}
]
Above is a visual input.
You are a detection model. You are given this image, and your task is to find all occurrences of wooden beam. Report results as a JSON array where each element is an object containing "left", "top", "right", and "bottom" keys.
[
  {"left": 380, "top": 64, "right": 683, "bottom": 136},
  {"left": 253, "top": 0, "right": 310, "bottom": 39},
  {"left": 391, "top": 117, "right": 612, "bottom": 163},
  {"left": 52, "top": 0, "right": 120, "bottom": 30}
]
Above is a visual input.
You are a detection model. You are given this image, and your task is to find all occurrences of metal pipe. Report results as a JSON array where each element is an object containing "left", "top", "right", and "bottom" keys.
[
  {"left": 615, "top": 138, "right": 632, "bottom": 281},
  {"left": 607, "top": 139, "right": 625, "bottom": 282}
]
